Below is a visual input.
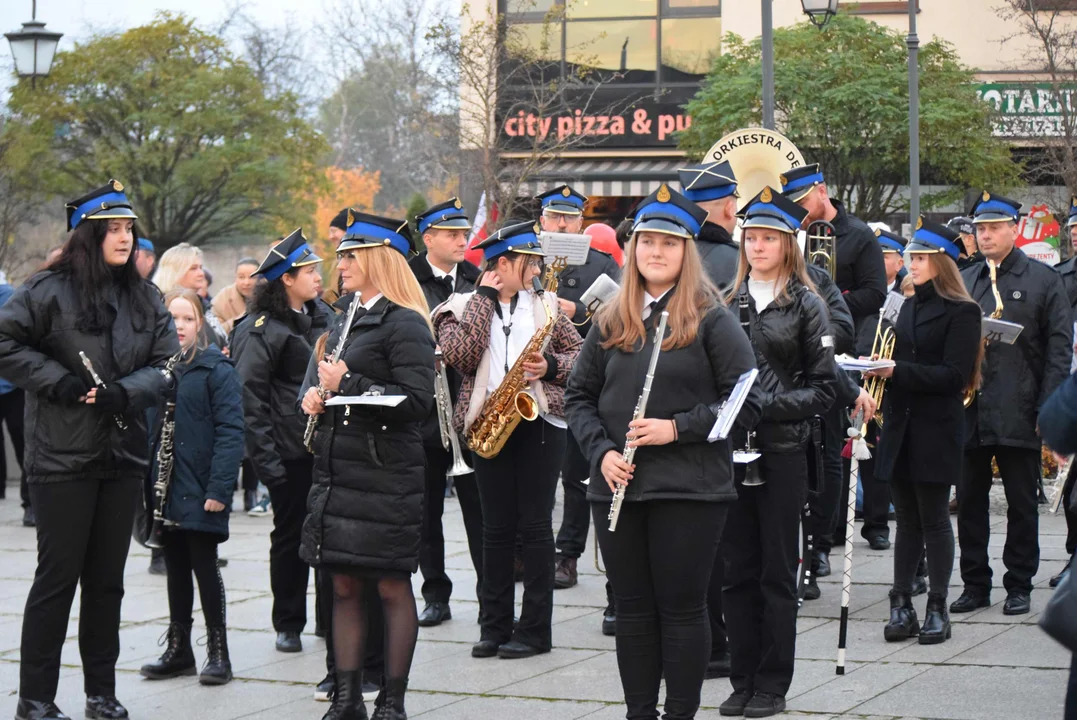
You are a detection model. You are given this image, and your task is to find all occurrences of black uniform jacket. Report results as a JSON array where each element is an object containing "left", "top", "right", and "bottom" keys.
[
  {"left": 1054, "top": 256, "right": 1077, "bottom": 321},
  {"left": 231, "top": 298, "right": 331, "bottom": 487},
  {"left": 408, "top": 251, "right": 479, "bottom": 447},
  {"left": 874, "top": 282, "right": 982, "bottom": 486},
  {"left": 829, "top": 201, "right": 887, "bottom": 355},
  {"left": 961, "top": 248, "right": 1074, "bottom": 450},
  {"left": 732, "top": 279, "right": 838, "bottom": 453},
  {"left": 566, "top": 291, "right": 761, "bottom": 505},
  {"left": 807, "top": 264, "right": 860, "bottom": 408},
  {"left": 697, "top": 222, "right": 741, "bottom": 293},
  {"left": 557, "top": 248, "right": 622, "bottom": 337},
  {"left": 0, "top": 271, "right": 178, "bottom": 483},
  {"left": 299, "top": 296, "right": 435, "bottom": 573}
]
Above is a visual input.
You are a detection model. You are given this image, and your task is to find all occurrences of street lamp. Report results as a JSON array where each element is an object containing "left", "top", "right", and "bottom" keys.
[
  {"left": 5, "top": 1, "right": 63, "bottom": 89},
  {"left": 802, "top": 0, "right": 840, "bottom": 29}
]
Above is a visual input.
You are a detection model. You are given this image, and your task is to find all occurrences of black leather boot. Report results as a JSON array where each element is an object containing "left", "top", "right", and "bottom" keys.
[
  {"left": 883, "top": 590, "right": 920, "bottom": 642},
  {"left": 84, "top": 696, "right": 127, "bottom": 719},
  {"left": 321, "top": 670, "right": 367, "bottom": 720},
  {"left": 199, "top": 626, "right": 233, "bottom": 685},
  {"left": 14, "top": 699, "right": 69, "bottom": 720},
  {"left": 370, "top": 678, "right": 408, "bottom": 720},
  {"left": 918, "top": 594, "right": 951, "bottom": 645},
  {"left": 139, "top": 622, "right": 196, "bottom": 679}
]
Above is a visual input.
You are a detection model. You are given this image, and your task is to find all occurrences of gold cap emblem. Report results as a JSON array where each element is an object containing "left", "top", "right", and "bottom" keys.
[
  {"left": 533, "top": 222, "right": 541, "bottom": 234},
  {"left": 916, "top": 216, "right": 924, "bottom": 230},
  {"left": 779, "top": 174, "right": 788, "bottom": 186},
  {"left": 982, "top": 191, "right": 991, "bottom": 202},
  {"left": 454, "top": 198, "right": 462, "bottom": 209},
  {"left": 874, "top": 228, "right": 882, "bottom": 236},
  {"left": 657, "top": 184, "right": 671, "bottom": 203},
  {"left": 561, "top": 186, "right": 571, "bottom": 197},
  {"left": 346, "top": 209, "right": 354, "bottom": 227},
  {"left": 1070, "top": 197, "right": 1076, "bottom": 209},
  {"left": 761, "top": 186, "right": 773, "bottom": 203},
  {"left": 111, "top": 179, "right": 124, "bottom": 192}
]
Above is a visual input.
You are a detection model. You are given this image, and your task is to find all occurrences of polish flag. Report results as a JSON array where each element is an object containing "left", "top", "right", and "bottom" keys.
[{"left": 466, "top": 192, "right": 497, "bottom": 267}]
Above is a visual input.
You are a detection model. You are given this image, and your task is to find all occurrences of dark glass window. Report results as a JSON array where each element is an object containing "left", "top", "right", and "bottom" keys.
[
  {"left": 567, "top": 0, "right": 656, "bottom": 18},
  {"left": 661, "top": 17, "right": 720, "bottom": 79},
  {"left": 566, "top": 19, "right": 657, "bottom": 84}
]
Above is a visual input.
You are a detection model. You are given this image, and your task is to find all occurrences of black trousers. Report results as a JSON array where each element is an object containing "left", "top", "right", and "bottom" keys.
[
  {"left": 593, "top": 499, "right": 728, "bottom": 720},
  {"left": 724, "top": 452, "right": 808, "bottom": 698},
  {"left": 1063, "top": 463, "right": 1077, "bottom": 556},
  {"left": 858, "top": 424, "right": 892, "bottom": 542},
  {"left": 0, "top": 388, "right": 26, "bottom": 507},
  {"left": 266, "top": 457, "right": 314, "bottom": 632},
  {"left": 707, "top": 540, "right": 727, "bottom": 658},
  {"left": 240, "top": 458, "right": 258, "bottom": 493},
  {"left": 888, "top": 440, "right": 954, "bottom": 599},
  {"left": 20, "top": 475, "right": 139, "bottom": 701},
  {"left": 555, "top": 431, "right": 591, "bottom": 559},
  {"left": 318, "top": 568, "right": 385, "bottom": 679},
  {"left": 958, "top": 445, "right": 1040, "bottom": 594},
  {"left": 164, "top": 529, "right": 226, "bottom": 628},
  {"left": 812, "top": 406, "right": 845, "bottom": 557},
  {"left": 471, "top": 419, "right": 564, "bottom": 650},
  {"left": 419, "top": 443, "right": 483, "bottom": 605}
]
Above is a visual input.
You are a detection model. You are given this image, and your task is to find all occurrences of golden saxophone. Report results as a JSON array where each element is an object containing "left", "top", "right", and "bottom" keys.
[
  {"left": 964, "top": 259, "right": 1002, "bottom": 408},
  {"left": 466, "top": 277, "right": 554, "bottom": 459}
]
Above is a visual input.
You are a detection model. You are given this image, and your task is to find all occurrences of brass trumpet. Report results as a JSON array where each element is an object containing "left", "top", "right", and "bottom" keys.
[
  {"left": 963, "top": 259, "right": 1002, "bottom": 408},
  {"left": 805, "top": 220, "right": 837, "bottom": 279},
  {"left": 860, "top": 307, "right": 897, "bottom": 435}
]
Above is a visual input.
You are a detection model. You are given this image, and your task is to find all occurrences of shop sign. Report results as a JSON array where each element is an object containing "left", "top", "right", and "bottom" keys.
[
  {"left": 977, "top": 83, "right": 1077, "bottom": 138},
  {"left": 498, "top": 95, "right": 693, "bottom": 149}
]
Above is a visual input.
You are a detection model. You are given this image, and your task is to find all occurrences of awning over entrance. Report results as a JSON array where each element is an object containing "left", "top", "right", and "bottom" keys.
[{"left": 509, "top": 158, "right": 684, "bottom": 198}]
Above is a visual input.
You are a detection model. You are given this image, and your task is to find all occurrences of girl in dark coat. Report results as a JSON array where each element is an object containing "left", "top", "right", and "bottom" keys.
[
  {"left": 565, "top": 185, "right": 760, "bottom": 720},
  {"left": 868, "top": 219, "right": 982, "bottom": 645},
  {"left": 139, "top": 289, "right": 244, "bottom": 685},
  {"left": 300, "top": 212, "right": 435, "bottom": 720},
  {"left": 0, "top": 181, "right": 179, "bottom": 720},
  {"left": 721, "top": 187, "right": 837, "bottom": 719}
]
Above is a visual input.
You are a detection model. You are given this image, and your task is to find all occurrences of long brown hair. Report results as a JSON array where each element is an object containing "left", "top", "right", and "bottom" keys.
[
  {"left": 725, "top": 227, "right": 817, "bottom": 305},
  {"left": 596, "top": 231, "right": 722, "bottom": 352},
  {"left": 164, "top": 287, "right": 207, "bottom": 361},
  {"left": 926, "top": 253, "right": 985, "bottom": 396}
]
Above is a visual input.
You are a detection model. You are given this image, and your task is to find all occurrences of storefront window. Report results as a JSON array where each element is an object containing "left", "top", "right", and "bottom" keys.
[
  {"left": 508, "top": 22, "right": 562, "bottom": 63},
  {"left": 506, "top": 0, "right": 559, "bottom": 15},
  {"left": 566, "top": 0, "right": 656, "bottom": 18},
  {"left": 566, "top": 19, "right": 657, "bottom": 83},
  {"left": 661, "top": 17, "right": 721, "bottom": 79}
]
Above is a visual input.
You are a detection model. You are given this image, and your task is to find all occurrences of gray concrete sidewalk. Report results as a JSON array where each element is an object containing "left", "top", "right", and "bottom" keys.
[{"left": 0, "top": 488, "right": 1070, "bottom": 719}]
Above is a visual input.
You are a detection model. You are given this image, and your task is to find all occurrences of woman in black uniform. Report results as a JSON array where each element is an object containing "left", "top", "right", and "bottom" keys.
[
  {"left": 300, "top": 212, "right": 435, "bottom": 720},
  {"left": 566, "top": 184, "right": 761, "bottom": 720},
  {"left": 869, "top": 219, "right": 982, "bottom": 646},
  {"left": 0, "top": 180, "right": 178, "bottom": 720},
  {"left": 231, "top": 229, "right": 330, "bottom": 654},
  {"left": 721, "top": 187, "right": 837, "bottom": 719}
]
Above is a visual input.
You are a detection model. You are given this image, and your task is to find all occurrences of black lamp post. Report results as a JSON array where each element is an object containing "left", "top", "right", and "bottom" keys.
[{"left": 5, "top": 1, "right": 63, "bottom": 89}]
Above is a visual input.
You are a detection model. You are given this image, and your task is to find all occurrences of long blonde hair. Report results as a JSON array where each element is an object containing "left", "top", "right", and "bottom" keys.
[
  {"left": 154, "top": 243, "right": 204, "bottom": 294},
  {"left": 926, "top": 253, "right": 985, "bottom": 395},
  {"left": 163, "top": 287, "right": 207, "bottom": 360},
  {"left": 596, "top": 232, "right": 722, "bottom": 353},
  {"left": 725, "top": 228, "right": 817, "bottom": 304}
]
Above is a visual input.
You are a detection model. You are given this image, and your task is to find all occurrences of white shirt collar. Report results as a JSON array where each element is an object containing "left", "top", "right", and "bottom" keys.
[
  {"left": 361, "top": 293, "right": 383, "bottom": 310},
  {"left": 427, "top": 257, "right": 457, "bottom": 285},
  {"left": 642, "top": 287, "right": 672, "bottom": 311}
]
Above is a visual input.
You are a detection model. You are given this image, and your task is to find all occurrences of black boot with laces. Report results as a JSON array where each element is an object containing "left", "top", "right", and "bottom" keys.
[{"left": 139, "top": 622, "right": 196, "bottom": 679}]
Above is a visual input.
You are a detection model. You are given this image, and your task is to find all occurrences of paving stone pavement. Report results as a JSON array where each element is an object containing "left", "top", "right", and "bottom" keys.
[{"left": 0, "top": 482, "right": 1070, "bottom": 719}]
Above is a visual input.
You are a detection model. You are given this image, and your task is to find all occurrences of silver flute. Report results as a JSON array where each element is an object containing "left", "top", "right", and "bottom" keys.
[
  {"left": 608, "top": 310, "right": 669, "bottom": 532},
  {"left": 304, "top": 292, "right": 363, "bottom": 452},
  {"left": 79, "top": 351, "right": 127, "bottom": 430}
]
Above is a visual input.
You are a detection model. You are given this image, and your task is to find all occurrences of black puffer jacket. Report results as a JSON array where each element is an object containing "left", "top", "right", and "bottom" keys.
[
  {"left": 299, "top": 296, "right": 435, "bottom": 573},
  {"left": 230, "top": 299, "right": 331, "bottom": 487},
  {"left": 962, "top": 248, "right": 1074, "bottom": 450},
  {"left": 0, "top": 271, "right": 178, "bottom": 483},
  {"left": 408, "top": 251, "right": 479, "bottom": 447},
  {"left": 697, "top": 222, "right": 741, "bottom": 293},
  {"left": 806, "top": 264, "right": 860, "bottom": 408},
  {"left": 566, "top": 292, "right": 762, "bottom": 504},
  {"left": 732, "top": 279, "right": 838, "bottom": 452}
]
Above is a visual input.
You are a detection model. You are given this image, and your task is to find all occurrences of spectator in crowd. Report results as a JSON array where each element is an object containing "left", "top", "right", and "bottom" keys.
[
  {"left": 212, "top": 258, "right": 260, "bottom": 335},
  {"left": 135, "top": 239, "right": 157, "bottom": 279}
]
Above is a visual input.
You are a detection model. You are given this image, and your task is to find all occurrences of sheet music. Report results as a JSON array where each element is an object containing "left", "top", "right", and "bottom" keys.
[
  {"left": 733, "top": 451, "right": 762, "bottom": 464},
  {"left": 707, "top": 369, "right": 760, "bottom": 442},
  {"left": 538, "top": 232, "right": 591, "bottom": 266},
  {"left": 881, "top": 291, "right": 906, "bottom": 326},
  {"left": 579, "top": 273, "right": 620, "bottom": 315},
  {"left": 836, "top": 355, "right": 897, "bottom": 373},
  {"left": 325, "top": 395, "right": 407, "bottom": 407},
  {"left": 982, "top": 317, "right": 1023, "bottom": 345}
]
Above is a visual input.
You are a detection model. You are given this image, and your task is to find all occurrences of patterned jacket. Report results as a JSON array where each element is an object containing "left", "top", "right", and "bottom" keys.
[{"left": 434, "top": 287, "right": 582, "bottom": 434}]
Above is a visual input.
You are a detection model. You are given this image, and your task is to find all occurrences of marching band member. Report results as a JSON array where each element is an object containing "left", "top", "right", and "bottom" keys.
[
  {"left": 139, "top": 288, "right": 244, "bottom": 684},
  {"left": 723, "top": 187, "right": 837, "bottom": 719},
  {"left": 953, "top": 192, "right": 1073, "bottom": 616},
  {"left": 947, "top": 217, "right": 983, "bottom": 270},
  {"left": 566, "top": 184, "right": 761, "bottom": 720},
  {"left": 231, "top": 230, "right": 330, "bottom": 653},
  {"left": 1050, "top": 200, "right": 1077, "bottom": 590},
  {"left": 782, "top": 164, "right": 887, "bottom": 589},
  {"left": 0, "top": 180, "right": 179, "bottom": 720},
  {"left": 435, "top": 221, "right": 581, "bottom": 660},
  {"left": 299, "top": 212, "right": 435, "bottom": 720},
  {"left": 536, "top": 185, "right": 621, "bottom": 594},
  {"left": 408, "top": 199, "right": 483, "bottom": 626},
  {"left": 867, "top": 220, "right": 982, "bottom": 645},
  {"left": 678, "top": 160, "right": 742, "bottom": 292}
]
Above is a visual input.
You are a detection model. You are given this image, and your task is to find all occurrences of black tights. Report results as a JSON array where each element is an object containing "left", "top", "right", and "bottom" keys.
[
  {"left": 332, "top": 573, "right": 417, "bottom": 681},
  {"left": 164, "top": 529, "right": 226, "bottom": 628}
]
